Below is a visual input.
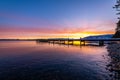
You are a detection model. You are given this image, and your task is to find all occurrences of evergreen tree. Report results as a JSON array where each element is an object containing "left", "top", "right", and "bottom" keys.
[{"left": 113, "top": 0, "right": 120, "bottom": 38}]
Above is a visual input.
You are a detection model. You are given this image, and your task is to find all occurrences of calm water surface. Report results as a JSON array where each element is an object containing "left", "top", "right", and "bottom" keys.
[{"left": 0, "top": 41, "right": 111, "bottom": 80}]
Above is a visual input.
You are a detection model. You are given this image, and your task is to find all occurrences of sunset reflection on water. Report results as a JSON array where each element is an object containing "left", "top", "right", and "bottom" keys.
[{"left": 0, "top": 41, "right": 111, "bottom": 80}]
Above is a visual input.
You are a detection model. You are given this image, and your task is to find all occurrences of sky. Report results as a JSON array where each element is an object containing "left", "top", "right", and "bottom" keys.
[{"left": 0, "top": 0, "right": 117, "bottom": 39}]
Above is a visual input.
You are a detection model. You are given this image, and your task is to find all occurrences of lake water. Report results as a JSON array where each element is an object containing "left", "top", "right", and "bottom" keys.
[{"left": 0, "top": 41, "right": 112, "bottom": 80}]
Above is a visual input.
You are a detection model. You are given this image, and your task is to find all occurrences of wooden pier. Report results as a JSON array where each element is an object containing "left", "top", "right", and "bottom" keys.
[{"left": 37, "top": 38, "right": 120, "bottom": 46}]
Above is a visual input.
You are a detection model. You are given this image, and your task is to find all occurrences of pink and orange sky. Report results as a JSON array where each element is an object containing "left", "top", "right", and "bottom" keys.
[{"left": 0, "top": 0, "right": 116, "bottom": 39}]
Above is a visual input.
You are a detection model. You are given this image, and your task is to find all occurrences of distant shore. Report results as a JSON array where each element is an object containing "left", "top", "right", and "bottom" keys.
[{"left": 0, "top": 39, "right": 36, "bottom": 41}]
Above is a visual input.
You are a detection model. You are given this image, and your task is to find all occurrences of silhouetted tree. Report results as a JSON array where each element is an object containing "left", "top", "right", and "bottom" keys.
[{"left": 113, "top": 0, "right": 120, "bottom": 38}]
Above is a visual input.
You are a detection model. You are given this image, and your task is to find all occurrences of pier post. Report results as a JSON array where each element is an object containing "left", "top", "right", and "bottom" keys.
[
  {"left": 83, "top": 41, "right": 85, "bottom": 46},
  {"left": 80, "top": 41, "right": 85, "bottom": 46},
  {"left": 48, "top": 41, "right": 50, "bottom": 44},
  {"left": 53, "top": 41, "right": 55, "bottom": 44},
  {"left": 80, "top": 37, "right": 81, "bottom": 46},
  {"left": 63, "top": 40, "right": 65, "bottom": 44},
  {"left": 99, "top": 41, "right": 104, "bottom": 46},
  {"left": 72, "top": 39, "right": 74, "bottom": 45},
  {"left": 68, "top": 38, "right": 69, "bottom": 45}
]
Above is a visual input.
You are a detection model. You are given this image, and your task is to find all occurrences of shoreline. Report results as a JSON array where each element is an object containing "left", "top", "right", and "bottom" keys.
[{"left": 106, "top": 42, "right": 120, "bottom": 79}]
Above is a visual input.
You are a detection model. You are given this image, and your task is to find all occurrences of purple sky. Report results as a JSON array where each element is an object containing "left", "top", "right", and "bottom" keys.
[{"left": 0, "top": 0, "right": 116, "bottom": 39}]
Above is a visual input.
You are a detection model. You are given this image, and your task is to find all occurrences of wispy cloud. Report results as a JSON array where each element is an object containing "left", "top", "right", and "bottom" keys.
[{"left": 0, "top": 12, "right": 115, "bottom": 39}]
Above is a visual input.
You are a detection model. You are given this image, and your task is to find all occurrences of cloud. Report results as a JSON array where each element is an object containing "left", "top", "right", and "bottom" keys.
[{"left": 0, "top": 12, "right": 116, "bottom": 39}]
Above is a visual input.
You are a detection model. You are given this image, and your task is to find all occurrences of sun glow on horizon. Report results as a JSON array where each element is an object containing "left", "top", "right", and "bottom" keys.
[
  {"left": 0, "top": 0, "right": 116, "bottom": 39},
  {"left": 0, "top": 31, "right": 114, "bottom": 39}
]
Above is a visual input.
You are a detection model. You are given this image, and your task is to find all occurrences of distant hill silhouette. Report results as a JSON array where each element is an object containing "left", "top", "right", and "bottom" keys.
[{"left": 84, "top": 34, "right": 113, "bottom": 39}]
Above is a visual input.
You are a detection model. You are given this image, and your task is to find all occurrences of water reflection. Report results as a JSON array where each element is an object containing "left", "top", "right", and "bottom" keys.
[
  {"left": 37, "top": 41, "right": 104, "bottom": 47},
  {"left": 0, "top": 41, "right": 110, "bottom": 80},
  {"left": 107, "top": 42, "right": 120, "bottom": 80}
]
